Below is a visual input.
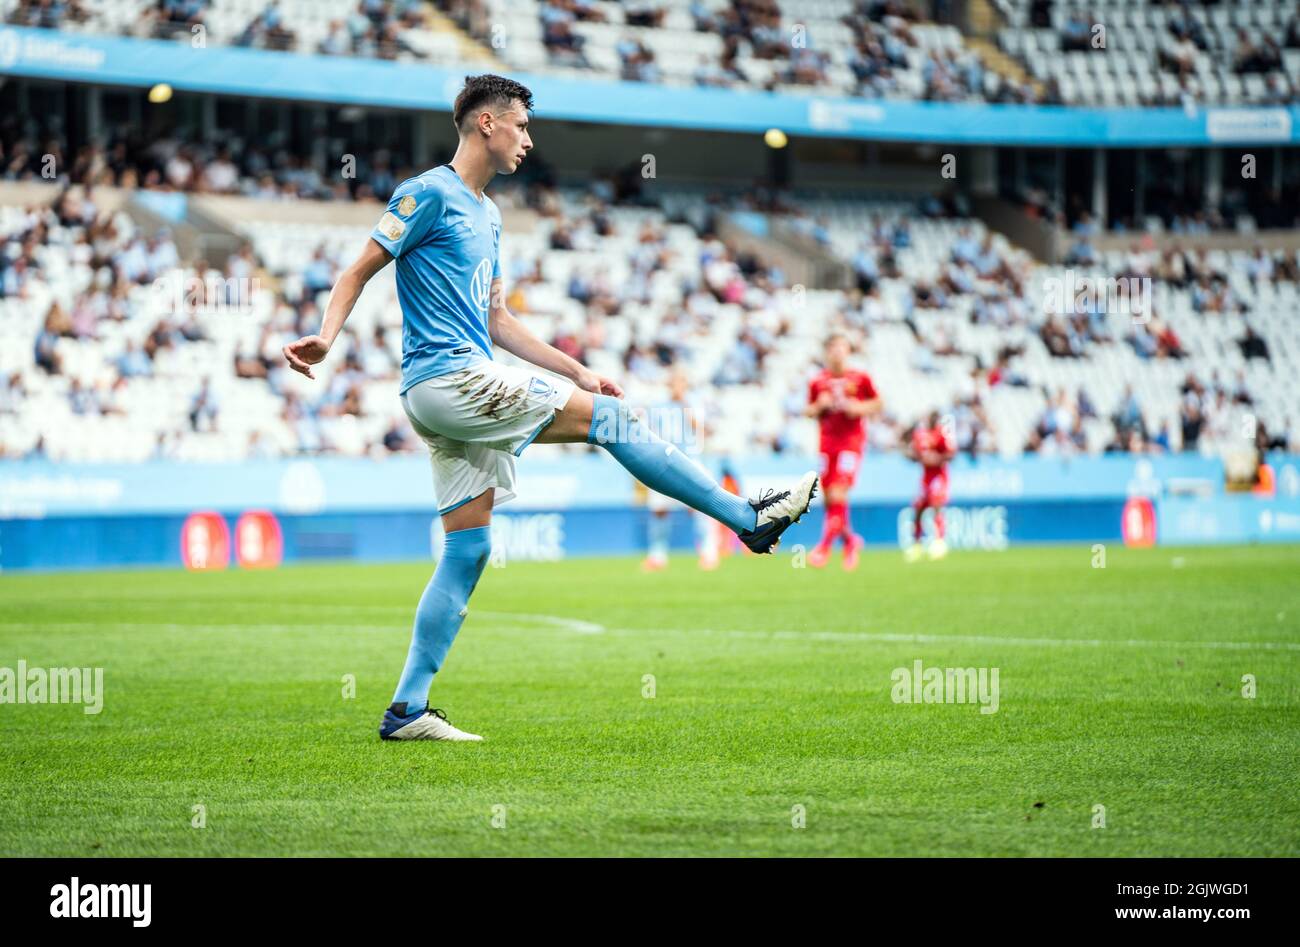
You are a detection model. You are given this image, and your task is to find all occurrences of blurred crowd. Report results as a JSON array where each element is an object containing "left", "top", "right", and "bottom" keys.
[{"left": 2, "top": 167, "right": 1296, "bottom": 464}]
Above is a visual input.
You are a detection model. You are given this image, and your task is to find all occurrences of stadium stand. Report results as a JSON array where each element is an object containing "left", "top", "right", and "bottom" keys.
[
  {"left": 995, "top": 0, "right": 1300, "bottom": 106},
  {"left": 5, "top": 1, "right": 1298, "bottom": 106},
  {"left": 3, "top": 175, "right": 1296, "bottom": 467},
  {"left": 1, "top": 0, "right": 466, "bottom": 61}
]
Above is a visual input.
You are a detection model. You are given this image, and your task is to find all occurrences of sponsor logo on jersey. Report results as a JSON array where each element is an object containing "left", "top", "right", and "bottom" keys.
[{"left": 470, "top": 258, "right": 492, "bottom": 310}]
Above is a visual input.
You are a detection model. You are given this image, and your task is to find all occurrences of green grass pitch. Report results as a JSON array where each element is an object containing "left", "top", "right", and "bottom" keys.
[{"left": 1, "top": 543, "right": 1297, "bottom": 857}]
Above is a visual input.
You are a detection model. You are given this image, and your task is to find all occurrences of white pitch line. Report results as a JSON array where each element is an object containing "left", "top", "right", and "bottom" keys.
[
  {"left": 473, "top": 611, "right": 606, "bottom": 635},
  {"left": 1, "top": 621, "right": 1294, "bottom": 651},
  {"left": 0, "top": 611, "right": 608, "bottom": 637},
  {"left": 639, "top": 628, "right": 1300, "bottom": 652}
]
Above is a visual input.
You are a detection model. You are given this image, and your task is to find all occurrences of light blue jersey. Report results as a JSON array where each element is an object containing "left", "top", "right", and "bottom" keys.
[{"left": 371, "top": 165, "right": 502, "bottom": 393}]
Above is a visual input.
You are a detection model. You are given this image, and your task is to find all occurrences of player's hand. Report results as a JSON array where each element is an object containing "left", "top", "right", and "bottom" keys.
[
  {"left": 576, "top": 368, "right": 624, "bottom": 399},
  {"left": 283, "top": 335, "right": 330, "bottom": 379}
]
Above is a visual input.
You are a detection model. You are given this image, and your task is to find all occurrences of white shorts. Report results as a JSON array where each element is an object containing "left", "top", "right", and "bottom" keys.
[{"left": 400, "top": 358, "right": 576, "bottom": 514}]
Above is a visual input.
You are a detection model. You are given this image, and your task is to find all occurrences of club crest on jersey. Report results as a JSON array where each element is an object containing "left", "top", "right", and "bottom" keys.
[
  {"left": 528, "top": 377, "right": 554, "bottom": 397},
  {"left": 378, "top": 212, "right": 405, "bottom": 240},
  {"left": 397, "top": 195, "right": 418, "bottom": 217},
  {"left": 470, "top": 258, "right": 492, "bottom": 310}
]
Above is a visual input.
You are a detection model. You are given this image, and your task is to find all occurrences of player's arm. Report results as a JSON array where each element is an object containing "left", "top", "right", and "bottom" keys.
[
  {"left": 902, "top": 431, "right": 919, "bottom": 462},
  {"left": 846, "top": 376, "right": 883, "bottom": 418},
  {"left": 844, "top": 393, "right": 883, "bottom": 418},
  {"left": 938, "top": 434, "right": 957, "bottom": 463},
  {"left": 804, "top": 384, "right": 832, "bottom": 417},
  {"left": 488, "top": 279, "right": 624, "bottom": 397},
  {"left": 283, "top": 238, "right": 392, "bottom": 379}
]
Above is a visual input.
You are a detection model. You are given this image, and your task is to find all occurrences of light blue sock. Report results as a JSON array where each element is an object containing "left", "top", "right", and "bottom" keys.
[
  {"left": 391, "top": 525, "right": 491, "bottom": 713},
  {"left": 589, "top": 394, "right": 756, "bottom": 534}
]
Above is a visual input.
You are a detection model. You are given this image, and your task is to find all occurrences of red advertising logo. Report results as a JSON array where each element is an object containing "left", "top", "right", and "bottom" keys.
[
  {"left": 181, "top": 512, "right": 230, "bottom": 570},
  {"left": 1121, "top": 497, "right": 1156, "bottom": 548},
  {"left": 235, "top": 510, "right": 284, "bottom": 569}
]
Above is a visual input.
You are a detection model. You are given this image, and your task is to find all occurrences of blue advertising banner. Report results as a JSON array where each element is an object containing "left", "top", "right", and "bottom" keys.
[
  {"left": 0, "top": 500, "right": 1128, "bottom": 572},
  {"left": 1157, "top": 495, "right": 1300, "bottom": 546},
  {"left": 4, "top": 454, "right": 1294, "bottom": 571},
  {"left": 0, "top": 26, "right": 1295, "bottom": 145},
  {"left": 0, "top": 453, "right": 1227, "bottom": 519}
]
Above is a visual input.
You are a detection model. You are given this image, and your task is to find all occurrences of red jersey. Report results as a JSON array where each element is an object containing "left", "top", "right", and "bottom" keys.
[
  {"left": 808, "top": 369, "right": 877, "bottom": 453},
  {"left": 911, "top": 425, "right": 955, "bottom": 477}
]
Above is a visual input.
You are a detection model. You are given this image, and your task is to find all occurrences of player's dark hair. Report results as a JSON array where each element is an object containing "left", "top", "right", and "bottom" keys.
[{"left": 453, "top": 74, "right": 534, "bottom": 132}]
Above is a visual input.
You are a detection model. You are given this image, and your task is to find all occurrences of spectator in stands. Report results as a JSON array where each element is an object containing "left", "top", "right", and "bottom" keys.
[
  {"left": 690, "top": 0, "right": 715, "bottom": 32},
  {"left": 6, "top": 0, "right": 91, "bottom": 28},
  {"left": 617, "top": 36, "right": 660, "bottom": 83},
  {"left": 68, "top": 378, "right": 101, "bottom": 416},
  {"left": 910, "top": 279, "right": 945, "bottom": 310},
  {"left": 302, "top": 246, "right": 336, "bottom": 295},
  {"left": 200, "top": 149, "right": 240, "bottom": 193},
  {"left": 1061, "top": 12, "right": 1091, "bottom": 54},
  {"left": 1238, "top": 325, "right": 1271, "bottom": 363},
  {"left": 1040, "top": 315, "right": 1078, "bottom": 358},
  {"left": 1113, "top": 384, "right": 1143, "bottom": 432},
  {"left": 788, "top": 45, "right": 830, "bottom": 86},
  {"left": 33, "top": 307, "right": 67, "bottom": 374},
  {"left": 382, "top": 420, "right": 413, "bottom": 452},
  {"left": 1063, "top": 234, "right": 1098, "bottom": 267},
  {"left": 1, "top": 255, "right": 33, "bottom": 297},
  {"left": 0, "top": 373, "right": 26, "bottom": 415},
  {"left": 624, "top": 1, "right": 664, "bottom": 29},
  {"left": 319, "top": 19, "right": 351, "bottom": 55},
  {"left": 541, "top": 4, "right": 590, "bottom": 67},
  {"left": 116, "top": 341, "right": 153, "bottom": 379},
  {"left": 151, "top": 0, "right": 208, "bottom": 40},
  {"left": 188, "top": 378, "right": 220, "bottom": 432}
]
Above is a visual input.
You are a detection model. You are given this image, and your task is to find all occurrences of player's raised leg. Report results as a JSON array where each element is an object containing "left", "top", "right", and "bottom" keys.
[
  {"left": 538, "top": 389, "right": 818, "bottom": 553},
  {"left": 381, "top": 488, "right": 493, "bottom": 742}
]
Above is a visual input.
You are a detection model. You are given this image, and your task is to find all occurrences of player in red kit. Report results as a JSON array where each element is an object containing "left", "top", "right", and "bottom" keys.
[
  {"left": 904, "top": 410, "right": 956, "bottom": 561},
  {"left": 804, "top": 334, "right": 882, "bottom": 570}
]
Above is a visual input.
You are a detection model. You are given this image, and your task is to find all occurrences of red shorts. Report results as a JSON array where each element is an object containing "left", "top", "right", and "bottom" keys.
[
  {"left": 917, "top": 471, "right": 949, "bottom": 507},
  {"left": 820, "top": 446, "right": 862, "bottom": 490}
]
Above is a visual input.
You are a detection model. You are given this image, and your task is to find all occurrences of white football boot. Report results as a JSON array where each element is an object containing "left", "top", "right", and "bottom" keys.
[
  {"left": 738, "top": 472, "right": 820, "bottom": 554},
  {"left": 380, "top": 704, "right": 483, "bottom": 741}
]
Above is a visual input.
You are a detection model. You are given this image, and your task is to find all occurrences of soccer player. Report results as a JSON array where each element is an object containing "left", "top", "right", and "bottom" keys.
[
  {"left": 804, "top": 333, "right": 881, "bottom": 570},
  {"left": 282, "top": 75, "right": 817, "bottom": 741},
  {"left": 642, "top": 369, "right": 719, "bottom": 572},
  {"left": 903, "top": 410, "right": 956, "bottom": 562}
]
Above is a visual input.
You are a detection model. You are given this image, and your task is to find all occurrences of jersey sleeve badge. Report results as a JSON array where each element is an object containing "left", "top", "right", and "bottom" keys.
[
  {"left": 397, "top": 195, "right": 418, "bottom": 217},
  {"left": 378, "top": 212, "right": 405, "bottom": 240}
]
